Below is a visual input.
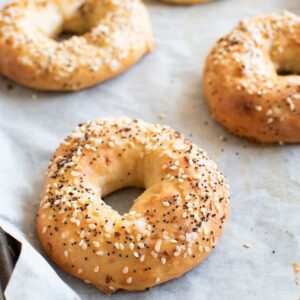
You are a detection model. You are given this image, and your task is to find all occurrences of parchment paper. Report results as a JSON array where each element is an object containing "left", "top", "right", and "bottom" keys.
[{"left": 0, "top": 0, "right": 299, "bottom": 299}]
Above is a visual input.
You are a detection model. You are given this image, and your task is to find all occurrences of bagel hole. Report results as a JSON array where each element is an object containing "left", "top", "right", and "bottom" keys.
[
  {"left": 53, "top": 21, "right": 92, "bottom": 42},
  {"left": 103, "top": 187, "right": 145, "bottom": 215},
  {"left": 270, "top": 48, "right": 300, "bottom": 76},
  {"left": 277, "top": 69, "right": 300, "bottom": 76},
  {"left": 55, "top": 32, "right": 76, "bottom": 42},
  {"left": 54, "top": 27, "right": 90, "bottom": 41}
]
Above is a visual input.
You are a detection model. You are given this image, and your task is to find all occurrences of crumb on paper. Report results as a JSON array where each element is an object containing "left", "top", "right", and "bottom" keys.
[
  {"left": 32, "top": 93, "right": 38, "bottom": 100},
  {"left": 293, "top": 262, "right": 299, "bottom": 286},
  {"left": 158, "top": 113, "right": 166, "bottom": 120},
  {"left": 243, "top": 243, "right": 251, "bottom": 249},
  {"left": 293, "top": 262, "right": 300, "bottom": 274},
  {"left": 285, "top": 230, "right": 294, "bottom": 238}
]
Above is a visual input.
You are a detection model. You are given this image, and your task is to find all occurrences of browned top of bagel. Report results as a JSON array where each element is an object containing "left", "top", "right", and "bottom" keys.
[{"left": 204, "top": 12, "right": 300, "bottom": 143}]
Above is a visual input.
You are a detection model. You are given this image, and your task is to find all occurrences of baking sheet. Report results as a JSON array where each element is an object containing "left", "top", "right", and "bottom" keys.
[{"left": 0, "top": 0, "right": 299, "bottom": 299}]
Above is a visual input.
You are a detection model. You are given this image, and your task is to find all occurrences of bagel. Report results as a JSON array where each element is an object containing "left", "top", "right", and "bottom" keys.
[
  {"left": 0, "top": 0, "right": 153, "bottom": 91},
  {"left": 204, "top": 12, "right": 300, "bottom": 143},
  {"left": 37, "top": 117, "right": 229, "bottom": 294}
]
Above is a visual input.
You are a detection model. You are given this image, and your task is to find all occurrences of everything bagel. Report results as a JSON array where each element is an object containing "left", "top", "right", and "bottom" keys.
[
  {"left": 0, "top": 0, "right": 153, "bottom": 91},
  {"left": 204, "top": 13, "right": 300, "bottom": 143},
  {"left": 37, "top": 117, "right": 229, "bottom": 294}
]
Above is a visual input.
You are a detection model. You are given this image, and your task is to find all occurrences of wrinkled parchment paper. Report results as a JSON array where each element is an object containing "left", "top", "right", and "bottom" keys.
[{"left": 0, "top": 0, "right": 299, "bottom": 299}]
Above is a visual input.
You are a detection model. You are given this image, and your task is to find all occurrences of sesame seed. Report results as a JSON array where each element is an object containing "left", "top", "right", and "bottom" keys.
[
  {"left": 93, "top": 241, "right": 100, "bottom": 248},
  {"left": 71, "top": 171, "right": 80, "bottom": 177},
  {"left": 140, "top": 254, "right": 145, "bottom": 262},
  {"left": 162, "top": 201, "right": 170, "bottom": 207},
  {"left": 255, "top": 105, "right": 262, "bottom": 112},
  {"left": 127, "top": 277, "right": 133, "bottom": 284},
  {"left": 151, "top": 251, "right": 158, "bottom": 258},
  {"left": 138, "top": 242, "right": 144, "bottom": 249},
  {"left": 43, "top": 203, "right": 50, "bottom": 209},
  {"left": 129, "top": 242, "right": 134, "bottom": 250},
  {"left": 88, "top": 224, "right": 96, "bottom": 230},
  {"left": 286, "top": 97, "right": 296, "bottom": 111},
  {"left": 61, "top": 232, "right": 68, "bottom": 239},
  {"left": 155, "top": 240, "right": 162, "bottom": 252}
]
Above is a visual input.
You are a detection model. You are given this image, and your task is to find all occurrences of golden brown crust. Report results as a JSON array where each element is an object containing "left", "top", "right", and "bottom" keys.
[
  {"left": 0, "top": 0, "right": 154, "bottom": 91},
  {"left": 204, "top": 12, "right": 300, "bottom": 143},
  {"left": 37, "top": 117, "right": 229, "bottom": 294}
]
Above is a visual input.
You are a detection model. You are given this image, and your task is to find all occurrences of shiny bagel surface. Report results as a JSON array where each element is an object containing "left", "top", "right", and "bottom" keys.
[{"left": 204, "top": 12, "right": 300, "bottom": 143}]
